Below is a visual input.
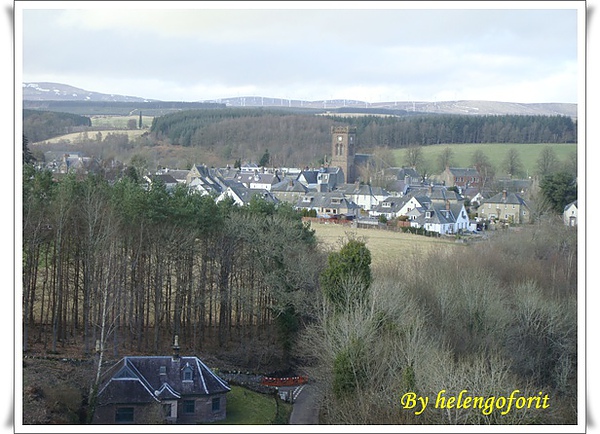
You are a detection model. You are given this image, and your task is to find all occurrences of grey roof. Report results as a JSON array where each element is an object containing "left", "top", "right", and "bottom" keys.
[
  {"left": 153, "top": 174, "right": 178, "bottom": 184},
  {"left": 298, "top": 170, "right": 318, "bottom": 185},
  {"left": 161, "top": 169, "right": 189, "bottom": 181},
  {"left": 447, "top": 167, "right": 481, "bottom": 177},
  {"left": 384, "top": 167, "right": 421, "bottom": 180},
  {"left": 483, "top": 191, "right": 529, "bottom": 207},
  {"left": 97, "top": 356, "right": 230, "bottom": 406},
  {"left": 295, "top": 192, "right": 360, "bottom": 212},
  {"left": 226, "top": 183, "right": 279, "bottom": 205},
  {"left": 564, "top": 200, "right": 577, "bottom": 211},
  {"left": 405, "top": 185, "right": 462, "bottom": 202},
  {"left": 271, "top": 179, "right": 310, "bottom": 193},
  {"left": 371, "top": 196, "right": 405, "bottom": 214},
  {"left": 233, "top": 171, "right": 280, "bottom": 186},
  {"left": 413, "top": 202, "right": 463, "bottom": 226}
]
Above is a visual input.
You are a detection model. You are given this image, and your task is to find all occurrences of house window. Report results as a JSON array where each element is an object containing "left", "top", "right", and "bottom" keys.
[
  {"left": 183, "top": 400, "right": 195, "bottom": 414},
  {"left": 212, "top": 397, "right": 221, "bottom": 412},
  {"left": 163, "top": 404, "right": 172, "bottom": 417},
  {"left": 159, "top": 366, "right": 166, "bottom": 375},
  {"left": 115, "top": 407, "right": 134, "bottom": 423},
  {"left": 183, "top": 366, "right": 193, "bottom": 381}
]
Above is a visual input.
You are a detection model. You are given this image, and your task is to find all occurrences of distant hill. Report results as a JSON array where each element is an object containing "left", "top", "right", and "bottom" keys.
[
  {"left": 22, "top": 82, "right": 577, "bottom": 118},
  {"left": 23, "top": 82, "right": 155, "bottom": 103},
  {"left": 214, "top": 97, "right": 577, "bottom": 118}
]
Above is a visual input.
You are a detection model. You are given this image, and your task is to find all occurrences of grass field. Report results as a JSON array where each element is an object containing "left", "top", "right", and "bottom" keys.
[
  {"left": 213, "top": 385, "right": 292, "bottom": 424},
  {"left": 392, "top": 142, "right": 577, "bottom": 177},
  {"left": 33, "top": 128, "right": 148, "bottom": 145},
  {"left": 309, "top": 221, "right": 464, "bottom": 267},
  {"left": 90, "top": 115, "right": 154, "bottom": 129}
]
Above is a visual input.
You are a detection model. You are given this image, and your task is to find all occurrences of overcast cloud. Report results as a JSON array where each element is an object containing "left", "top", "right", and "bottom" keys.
[{"left": 17, "top": 1, "right": 583, "bottom": 104}]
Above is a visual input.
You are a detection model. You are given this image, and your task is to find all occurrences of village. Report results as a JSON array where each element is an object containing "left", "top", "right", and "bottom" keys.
[{"left": 34, "top": 125, "right": 577, "bottom": 238}]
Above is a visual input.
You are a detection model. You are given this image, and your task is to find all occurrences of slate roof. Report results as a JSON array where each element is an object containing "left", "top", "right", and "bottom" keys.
[
  {"left": 97, "top": 356, "right": 230, "bottom": 406},
  {"left": 222, "top": 182, "right": 279, "bottom": 205},
  {"left": 564, "top": 200, "right": 577, "bottom": 211},
  {"left": 233, "top": 171, "right": 280, "bottom": 187},
  {"left": 405, "top": 185, "right": 462, "bottom": 202},
  {"left": 483, "top": 191, "right": 529, "bottom": 207},
  {"left": 271, "top": 179, "right": 310, "bottom": 193},
  {"left": 384, "top": 167, "right": 421, "bottom": 180},
  {"left": 447, "top": 167, "right": 481, "bottom": 177},
  {"left": 370, "top": 196, "right": 405, "bottom": 215},
  {"left": 336, "top": 183, "right": 390, "bottom": 197},
  {"left": 413, "top": 202, "right": 464, "bottom": 226},
  {"left": 294, "top": 192, "right": 360, "bottom": 213},
  {"left": 153, "top": 174, "right": 178, "bottom": 185}
]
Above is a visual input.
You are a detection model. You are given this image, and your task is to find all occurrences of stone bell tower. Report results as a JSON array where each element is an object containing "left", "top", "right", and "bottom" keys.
[{"left": 330, "top": 126, "right": 357, "bottom": 183}]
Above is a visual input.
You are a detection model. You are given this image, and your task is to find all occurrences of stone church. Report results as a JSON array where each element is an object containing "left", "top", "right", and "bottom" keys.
[{"left": 330, "top": 126, "right": 371, "bottom": 184}]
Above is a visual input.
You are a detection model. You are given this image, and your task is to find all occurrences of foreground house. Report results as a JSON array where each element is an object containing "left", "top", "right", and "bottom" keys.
[{"left": 93, "top": 338, "right": 230, "bottom": 424}]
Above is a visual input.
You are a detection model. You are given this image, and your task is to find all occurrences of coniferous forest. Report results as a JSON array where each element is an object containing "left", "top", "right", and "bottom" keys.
[
  {"left": 150, "top": 109, "right": 576, "bottom": 148},
  {"left": 22, "top": 167, "right": 324, "bottom": 367}
]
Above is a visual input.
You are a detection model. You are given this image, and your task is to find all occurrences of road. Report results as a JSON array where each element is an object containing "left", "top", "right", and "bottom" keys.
[{"left": 288, "top": 383, "right": 320, "bottom": 424}]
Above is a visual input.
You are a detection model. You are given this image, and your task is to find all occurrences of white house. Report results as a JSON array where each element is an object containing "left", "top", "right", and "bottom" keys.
[
  {"left": 563, "top": 201, "right": 578, "bottom": 226},
  {"left": 410, "top": 201, "right": 469, "bottom": 235}
]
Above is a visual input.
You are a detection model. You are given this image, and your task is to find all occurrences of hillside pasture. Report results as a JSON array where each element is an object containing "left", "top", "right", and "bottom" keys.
[
  {"left": 32, "top": 129, "right": 147, "bottom": 146},
  {"left": 392, "top": 142, "right": 577, "bottom": 177},
  {"left": 309, "top": 221, "right": 465, "bottom": 268},
  {"left": 90, "top": 114, "right": 154, "bottom": 129}
]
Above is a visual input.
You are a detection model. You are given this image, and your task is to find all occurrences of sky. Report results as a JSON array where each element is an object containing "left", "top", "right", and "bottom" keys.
[{"left": 15, "top": 1, "right": 585, "bottom": 104}]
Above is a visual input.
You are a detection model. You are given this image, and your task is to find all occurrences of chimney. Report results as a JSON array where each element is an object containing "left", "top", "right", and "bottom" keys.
[
  {"left": 502, "top": 189, "right": 507, "bottom": 201},
  {"left": 446, "top": 200, "right": 450, "bottom": 211},
  {"left": 172, "top": 335, "right": 180, "bottom": 361}
]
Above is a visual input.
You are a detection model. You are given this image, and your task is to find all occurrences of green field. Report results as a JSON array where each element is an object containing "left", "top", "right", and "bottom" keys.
[
  {"left": 213, "top": 385, "right": 292, "bottom": 424},
  {"left": 309, "top": 221, "right": 464, "bottom": 267},
  {"left": 392, "top": 142, "right": 578, "bottom": 177},
  {"left": 90, "top": 115, "right": 154, "bottom": 129},
  {"left": 33, "top": 128, "right": 147, "bottom": 145}
]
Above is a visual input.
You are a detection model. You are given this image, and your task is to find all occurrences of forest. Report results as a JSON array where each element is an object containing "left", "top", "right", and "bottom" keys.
[
  {"left": 150, "top": 109, "right": 576, "bottom": 148},
  {"left": 22, "top": 167, "right": 324, "bottom": 369},
  {"left": 23, "top": 109, "right": 92, "bottom": 143}
]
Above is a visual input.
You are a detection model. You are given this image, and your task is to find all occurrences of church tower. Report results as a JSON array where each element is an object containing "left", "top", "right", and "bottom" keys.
[{"left": 330, "top": 126, "right": 357, "bottom": 183}]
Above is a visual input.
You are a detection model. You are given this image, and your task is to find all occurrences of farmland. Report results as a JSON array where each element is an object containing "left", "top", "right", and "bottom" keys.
[
  {"left": 309, "top": 221, "right": 466, "bottom": 267},
  {"left": 392, "top": 142, "right": 577, "bottom": 177}
]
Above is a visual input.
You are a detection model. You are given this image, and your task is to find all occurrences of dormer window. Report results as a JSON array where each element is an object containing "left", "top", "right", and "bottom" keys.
[
  {"left": 183, "top": 365, "right": 193, "bottom": 382},
  {"left": 159, "top": 366, "right": 167, "bottom": 375}
]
